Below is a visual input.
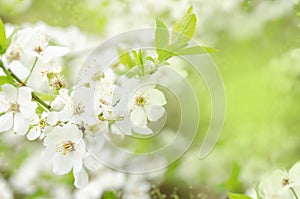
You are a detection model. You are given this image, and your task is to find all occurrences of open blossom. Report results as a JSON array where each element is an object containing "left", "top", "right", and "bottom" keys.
[
  {"left": 3, "top": 28, "right": 68, "bottom": 81},
  {"left": 115, "top": 77, "right": 167, "bottom": 135},
  {"left": 0, "top": 84, "right": 37, "bottom": 135},
  {"left": 43, "top": 123, "right": 88, "bottom": 187},
  {"left": 258, "top": 162, "right": 300, "bottom": 199}
]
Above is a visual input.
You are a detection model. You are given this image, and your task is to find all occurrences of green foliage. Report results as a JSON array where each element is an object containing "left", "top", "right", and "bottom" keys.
[
  {"left": 0, "top": 76, "right": 14, "bottom": 88},
  {"left": 132, "top": 49, "right": 145, "bottom": 76},
  {"left": 101, "top": 191, "right": 117, "bottom": 199},
  {"left": 118, "top": 48, "right": 135, "bottom": 69},
  {"left": 171, "top": 6, "right": 196, "bottom": 48},
  {"left": 156, "top": 7, "right": 197, "bottom": 62},
  {"left": 0, "top": 18, "right": 6, "bottom": 54},
  {"left": 155, "top": 6, "right": 217, "bottom": 63},
  {"left": 155, "top": 17, "right": 169, "bottom": 59},
  {"left": 220, "top": 162, "right": 243, "bottom": 193},
  {"left": 228, "top": 193, "right": 253, "bottom": 199}
]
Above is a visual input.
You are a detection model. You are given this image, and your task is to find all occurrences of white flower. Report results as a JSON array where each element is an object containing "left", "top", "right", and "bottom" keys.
[
  {"left": 43, "top": 123, "right": 86, "bottom": 176},
  {"left": 3, "top": 28, "right": 68, "bottom": 81},
  {"left": 259, "top": 162, "right": 300, "bottom": 199},
  {"left": 26, "top": 112, "right": 48, "bottom": 140},
  {"left": 0, "top": 84, "right": 37, "bottom": 135},
  {"left": 115, "top": 77, "right": 167, "bottom": 135}
]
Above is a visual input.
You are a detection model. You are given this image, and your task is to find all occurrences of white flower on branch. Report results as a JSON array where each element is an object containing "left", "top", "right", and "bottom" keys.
[
  {"left": 3, "top": 28, "right": 68, "bottom": 81},
  {"left": 0, "top": 84, "right": 37, "bottom": 135},
  {"left": 115, "top": 77, "right": 167, "bottom": 135},
  {"left": 43, "top": 123, "right": 88, "bottom": 188},
  {"left": 259, "top": 162, "right": 300, "bottom": 199}
]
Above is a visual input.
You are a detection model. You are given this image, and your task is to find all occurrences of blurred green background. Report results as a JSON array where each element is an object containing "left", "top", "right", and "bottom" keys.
[{"left": 0, "top": 0, "right": 300, "bottom": 198}]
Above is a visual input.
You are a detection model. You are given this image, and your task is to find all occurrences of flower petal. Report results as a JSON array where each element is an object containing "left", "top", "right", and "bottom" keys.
[
  {"left": 19, "top": 102, "right": 37, "bottom": 119},
  {"left": 145, "top": 88, "right": 166, "bottom": 106},
  {"left": 2, "top": 84, "right": 17, "bottom": 102},
  {"left": 289, "top": 162, "right": 300, "bottom": 185},
  {"left": 27, "top": 127, "right": 41, "bottom": 140},
  {"left": 147, "top": 106, "right": 165, "bottom": 121},
  {"left": 17, "top": 87, "right": 32, "bottom": 105},
  {"left": 47, "top": 112, "right": 59, "bottom": 126},
  {"left": 14, "top": 112, "right": 30, "bottom": 135},
  {"left": 130, "top": 107, "right": 147, "bottom": 127},
  {"left": 0, "top": 112, "right": 13, "bottom": 132},
  {"left": 74, "top": 168, "right": 88, "bottom": 189},
  {"left": 0, "top": 94, "right": 10, "bottom": 112},
  {"left": 7, "top": 61, "right": 29, "bottom": 82},
  {"left": 53, "top": 154, "right": 73, "bottom": 175},
  {"left": 133, "top": 125, "right": 153, "bottom": 135},
  {"left": 42, "top": 46, "right": 69, "bottom": 62}
]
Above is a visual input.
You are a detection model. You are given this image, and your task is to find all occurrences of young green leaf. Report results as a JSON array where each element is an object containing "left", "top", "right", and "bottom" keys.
[
  {"left": 228, "top": 193, "right": 253, "bottom": 199},
  {"left": 101, "top": 191, "right": 117, "bottom": 199},
  {"left": 117, "top": 48, "right": 135, "bottom": 69},
  {"left": 132, "top": 49, "right": 145, "bottom": 76},
  {"left": 0, "top": 18, "right": 7, "bottom": 55},
  {"left": 0, "top": 76, "right": 14, "bottom": 87},
  {"left": 155, "top": 18, "right": 169, "bottom": 50},
  {"left": 171, "top": 10, "right": 197, "bottom": 47}
]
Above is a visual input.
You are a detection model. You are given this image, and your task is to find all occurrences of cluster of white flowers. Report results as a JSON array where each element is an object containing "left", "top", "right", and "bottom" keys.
[{"left": 0, "top": 23, "right": 168, "bottom": 192}]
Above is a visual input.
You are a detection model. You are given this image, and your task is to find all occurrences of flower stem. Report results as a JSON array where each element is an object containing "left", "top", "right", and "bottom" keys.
[
  {"left": 0, "top": 59, "right": 51, "bottom": 111},
  {"left": 291, "top": 187, "right": 299, "bottom": 199},
  {"left": 24, "top": 57, "right": 38, "bottom": 84}
]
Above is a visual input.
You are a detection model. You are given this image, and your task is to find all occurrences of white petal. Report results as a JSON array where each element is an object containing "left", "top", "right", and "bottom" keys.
[
  {"left": 7, "top": 61, "right": 29, "bottom": 81},
  {"left": 2, "top": 84, "right": 17, "bottom": 101},
  {"left": 116, "top": 116, "right": 132, "bottom": 135},
  {"left": 19, "top": 102, "right": 37, "bottom": 119},
  {"left": 0, "top": 94, "right": 10, "bottom": 112},
  {"left": 27, "top": 127, "right": 41, "bottom": 140},
  {"left": 0, "top": 112, "right": 13, "bottom": 132},
  {"left": 147, "top": 106, "right": 165, "bottom": 121},
  {"left": 145, "top": 88, "right": 166, "bottom": 106},
  {"left": 59, "top": 109, "right": 73, "bottom": 122},
  {"left": 42, "top": 46, "right": 69, "bottom": 62},
  {"left": 290, "top": 162, "right": 300, "bottom": 185},
  {"left": 130, "top": 107, "right": 147, "bottom": 127},
  {"left": 14, "top": 113, "right": 30, "bottom": 135},
  {"left": 74, "top": 168, "right": 88, "bottom": 189},
  {"left": 17, "top": 87, "right": 32, "bottom": 104},
  {"left": 133, "top": 125, "right": 153, "bottom": 135},
  {"left": 47, "top": 112, "right": 59, "bottom": 126},
  {"left": 53, "top": 154, "right": 73, "bottom": 175}
]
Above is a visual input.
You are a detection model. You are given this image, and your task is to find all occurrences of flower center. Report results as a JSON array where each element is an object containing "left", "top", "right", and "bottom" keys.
[
  {"left": 34, "top": 46, "right": 43, "bottom": 54},
  {"left": 56, "top": 141, "right": 75, "bottom": 155},
  {"left": 9, "top": 103, "right": 20, "bottom": 112},
  {"left": 39, "top": 118, "right": 47, "bottom": 128},
  {"left": 136, "top": 96, "right": 146, "bottom": 106},
  {"left": 282, "top": 178, "right": 290, "bottom": 186},
  {"left": 7, "top": 49, "right": 21, "bottom": 61}
]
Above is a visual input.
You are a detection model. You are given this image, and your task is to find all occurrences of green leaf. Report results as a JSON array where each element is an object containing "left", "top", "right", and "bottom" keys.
[
  {"left": 228, "top": 193, "right": 253, "bottom": 199},
  {"left": 0, "top": 76, "right": 14, "bottom": 87},
  {"left": 132, "top": 49, "right": 145, "bottom": 76},
  {"left": 34, "top": 92, "right": 56, "bottom": 101},
  {"left": 101, "top": 191, "right": 117, "bottom": 199},
  {"left": 117, "top": 48, "right": 135, "bottom": 69},
  {"left": 221, "top": 162, "right": 243, "bottom": 192},
  {"left": 175, "top": 46, "right": 219, "bottom": 55},
  {"left": 155, "top": 18, "right": 169, "bottom": 50},
  {"left": 0, "top": 18, "right": 7, "bottom": 55},
  {"left": 171, "top": 10, "right": 197, "bottom": 47}
]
